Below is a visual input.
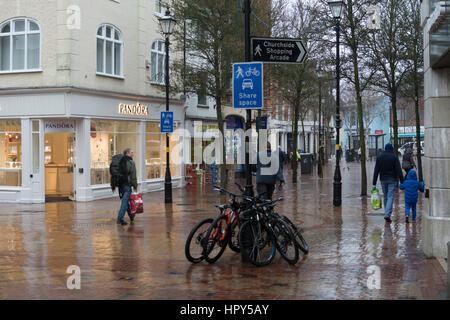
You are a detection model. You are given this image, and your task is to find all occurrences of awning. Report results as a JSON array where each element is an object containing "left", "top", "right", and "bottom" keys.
[{"left": 398, "top": 133, "right": 424, "bottom": 138}]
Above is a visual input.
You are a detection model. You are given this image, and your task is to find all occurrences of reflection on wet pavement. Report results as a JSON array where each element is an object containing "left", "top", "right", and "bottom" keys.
[{"left": 0, "top": 161, "right": 447, "bottom": 299}]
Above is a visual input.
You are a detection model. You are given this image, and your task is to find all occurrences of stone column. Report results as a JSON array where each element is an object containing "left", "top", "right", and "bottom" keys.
[{"left": 422, "top": 0, "right": 450, "bottom": 259}]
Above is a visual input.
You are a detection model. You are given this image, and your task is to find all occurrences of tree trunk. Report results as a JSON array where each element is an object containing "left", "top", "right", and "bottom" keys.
[
  {"left": 301, "top": 118, "right": 306, "bottom": 153},
  {"left": 292, "top": 102, "right": 300, "bottom": 183},
  {"left": 348, "top": 0, "right": 367, "bottom": 196},
  {"left": 216, "top": 97, "right": 227, "bottom": 188},
  {"left": 391, "top": 94, "right": 399, "bottom": 155},
  {"left": 313, "top": 111, "right": 317, "bottom": 164}
]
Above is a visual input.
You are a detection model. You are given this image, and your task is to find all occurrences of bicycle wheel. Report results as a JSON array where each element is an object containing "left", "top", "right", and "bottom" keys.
[
  {"left": 204, "top": 215, "right": 229, "bottom": 264},
  {"left": 239, "top": 220, "right": 276, "bottom": 267},
  {"left": 228, "top": 219, "right": 241, "bottom": 253},
  {"left": 185, "top": 218, "right": 213, "bottom": 263},
  {"left": 272, "top": 219, "right": 299, "bottom": 265},
  {"left": 281, "top": 216, "right": 309, "bottom": 254}
]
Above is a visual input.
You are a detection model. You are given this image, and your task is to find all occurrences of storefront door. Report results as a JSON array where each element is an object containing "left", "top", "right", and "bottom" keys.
[{"left": 44, "top": 132, "right": 75, "bottom": 201}]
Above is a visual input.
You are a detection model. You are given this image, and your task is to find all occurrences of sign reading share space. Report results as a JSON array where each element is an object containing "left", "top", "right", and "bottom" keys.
[{"left": 233, "top": 62, "right": 263, "bottom": 109}]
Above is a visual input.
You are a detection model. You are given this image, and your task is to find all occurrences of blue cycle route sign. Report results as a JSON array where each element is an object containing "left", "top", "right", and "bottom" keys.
[
  {"left": 233, "top": 62, "right": 264, "bottom": 109},
  {"left": 160, "top": 111, "right": 174, "bottom": 133}
]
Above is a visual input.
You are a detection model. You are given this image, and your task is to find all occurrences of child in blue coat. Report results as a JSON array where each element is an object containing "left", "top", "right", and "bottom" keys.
[{"left": 399, "top": 170, "right": 425, "bottom": 223}]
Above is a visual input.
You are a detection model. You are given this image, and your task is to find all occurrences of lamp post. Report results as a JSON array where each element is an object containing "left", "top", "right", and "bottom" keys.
[
  {"left": 159, "top": 9, "right": 177, "bottom": 203},
  {"left": 328, "top": 0, "right": 345, "bottom": 207}
]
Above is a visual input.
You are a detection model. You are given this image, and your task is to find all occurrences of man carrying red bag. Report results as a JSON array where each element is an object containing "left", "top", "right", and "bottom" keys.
[{"left": 116, "top": 148, "right": 139, "bottom": 225}]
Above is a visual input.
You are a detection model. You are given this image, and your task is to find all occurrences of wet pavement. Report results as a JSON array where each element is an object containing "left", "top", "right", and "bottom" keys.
[{"left": 0, "top": 160, "right": 447, "bottom": 300}]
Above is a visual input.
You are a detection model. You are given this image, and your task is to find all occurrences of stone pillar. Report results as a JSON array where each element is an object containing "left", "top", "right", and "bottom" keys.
[{"left": 422, "top": 0, "right": 450, "bottom": 259}]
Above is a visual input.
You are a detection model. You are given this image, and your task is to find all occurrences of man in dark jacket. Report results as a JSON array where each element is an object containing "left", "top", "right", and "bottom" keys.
[
  {"left": 117, "top": 148, "right": 138, "bottom": 225},
  {"left": 373, "top": 143, "right": 404, "bottom": 223},
  {"left": 255, "top": 142, "right": 284, "bottom": 200},
  {"left": 401, "top": 146, "right": 416, "bottom": 175}
]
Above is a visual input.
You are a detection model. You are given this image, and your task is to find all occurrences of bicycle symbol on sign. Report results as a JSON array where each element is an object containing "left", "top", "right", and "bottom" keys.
[{"left": 245, "top": 67, "right": 260, "bottom": 77}]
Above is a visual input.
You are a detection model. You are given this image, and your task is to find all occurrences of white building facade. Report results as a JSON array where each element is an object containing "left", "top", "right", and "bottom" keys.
[{"left": 0, "top": 0, "right": 185, "bottom": 203}]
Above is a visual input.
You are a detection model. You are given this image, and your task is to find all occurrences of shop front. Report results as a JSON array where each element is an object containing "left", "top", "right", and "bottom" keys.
[{"left": 0, "top": 88, "right": 185, "bottom": 203}]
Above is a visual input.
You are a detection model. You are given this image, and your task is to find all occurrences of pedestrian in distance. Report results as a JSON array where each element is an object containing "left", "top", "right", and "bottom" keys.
[
  {"left": 253, "top": 142, "right": 285, "bottom": 200},
  {"left": 372, "top": 143, "right": 404, "bottom": 223},
  {"left": 399, "top": 169, "right": 424, "bottom": 223},
  {"left": 402, "top": 145, "right": 416, "bottom": 176},
  {"left": 116, "top": 148, "right": 138, "bottom": 225},
  {"left": 276, "top": 145, "right": 286, "bottom": 190}
]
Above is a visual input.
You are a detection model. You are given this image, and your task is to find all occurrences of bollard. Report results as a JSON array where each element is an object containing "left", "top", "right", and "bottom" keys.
[{"left": 448, "top": 241, "right": 450, "bottom": 299}]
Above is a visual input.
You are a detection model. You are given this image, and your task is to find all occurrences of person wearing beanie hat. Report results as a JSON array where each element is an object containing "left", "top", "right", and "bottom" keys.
[{"left": 373, "top": 143, "right": 404, "bottom": 223}]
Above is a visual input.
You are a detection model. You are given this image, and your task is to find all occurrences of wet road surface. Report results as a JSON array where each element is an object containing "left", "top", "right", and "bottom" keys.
[{"left": 0, "top": 161, "right": 447, "bottom": 299}]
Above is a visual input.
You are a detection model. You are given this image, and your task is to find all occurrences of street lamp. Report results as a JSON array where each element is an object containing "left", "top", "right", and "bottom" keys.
[
  {"left": 159, "top": 9, "right": 177, "bottom": 203},
  {"left": 328, "top": 0, "right": 345, "bottom": 207}
]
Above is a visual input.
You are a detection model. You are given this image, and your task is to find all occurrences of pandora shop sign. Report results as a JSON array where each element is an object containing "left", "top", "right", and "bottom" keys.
[
  {"left": 44, "top": 120, "right": 75, "bottom": 133},
  {"left": 118, "top": 102, "right": 149, "bottom": 116}
]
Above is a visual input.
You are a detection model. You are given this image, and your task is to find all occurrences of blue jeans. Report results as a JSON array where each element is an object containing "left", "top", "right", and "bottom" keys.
[
  {"left": 117, "top": 185, "right": 134, "bottom": 222},
  {"left": 405, "top": 202, "right": 417, "bottom": 220},
  {"left": 381, "top": 182, "right": 396, "bottom": 218}
]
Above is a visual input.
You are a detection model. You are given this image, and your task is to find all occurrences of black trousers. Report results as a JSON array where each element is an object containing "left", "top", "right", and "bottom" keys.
[{"left": 256, "top": 183, "right": 275, "bottom": 200}]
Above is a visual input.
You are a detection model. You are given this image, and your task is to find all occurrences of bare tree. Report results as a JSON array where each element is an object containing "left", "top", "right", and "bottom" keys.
[
  {"left": 366, "top": 0, "right": 411, "bottom": 157},
  {"left": 399, "top": 0, "right": 424, "bottom": 181},
  {"left": 271, "top": 0, "right": 328, "bottom": 183}
]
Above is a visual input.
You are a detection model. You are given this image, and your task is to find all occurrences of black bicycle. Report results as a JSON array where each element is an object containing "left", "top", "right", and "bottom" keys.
[{"left": 239, "top": 196, "right": 299, "bottom": 266}]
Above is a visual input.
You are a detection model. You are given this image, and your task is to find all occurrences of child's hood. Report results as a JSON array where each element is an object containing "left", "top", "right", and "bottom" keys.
[{"left": 406, "top": 169, "right": 418, "bottom": 181}]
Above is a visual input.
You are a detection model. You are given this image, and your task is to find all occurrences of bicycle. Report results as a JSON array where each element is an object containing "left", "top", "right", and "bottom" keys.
[
  {"left": 239, "top": 196, "right": 299, "bottom": 266},
  {"left": 203, "top": 183, "right": 250, "bottom": 264}
]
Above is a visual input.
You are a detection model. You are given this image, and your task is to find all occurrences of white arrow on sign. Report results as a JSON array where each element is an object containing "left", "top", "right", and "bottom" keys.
[{"left": 296, "top": 41, "right": 307, "bottom": 63}]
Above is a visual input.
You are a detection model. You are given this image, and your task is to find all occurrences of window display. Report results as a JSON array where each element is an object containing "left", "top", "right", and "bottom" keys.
[
  {"left": 0, "top": 120, "right": 22, "bottom": 186},
  {"left": 90, "top": 120, "right": 139, "bottom": 185},
  {"left": 146, "top": 122, "right": 180, "bottom": 180}
]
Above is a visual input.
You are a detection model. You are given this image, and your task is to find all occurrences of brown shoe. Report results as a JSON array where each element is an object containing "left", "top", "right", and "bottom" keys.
[
  {"left": 384, "top": 216, "right": 392, "bottom": 223},
  {"left": 405, "top": 217, "right": 409, "bottom": 223}
]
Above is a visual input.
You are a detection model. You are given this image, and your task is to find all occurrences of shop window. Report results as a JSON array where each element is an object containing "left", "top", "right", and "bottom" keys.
[
  {"left": 145, "top": 122, "right": 180, "bottom": 180},
  {"left": 0, "top": 120, "right": 22, "bottom": 186},
  {"left": 0, "top": 18, "right": 40, "bottom": 72},
  {"left": 90, "top": 120, "right": 139, "bottom": 186},
  {"left": 150, "top": 40, "right": 165, "bottom": 84},
  {"left": 32, "top": 120, "right": 39, "bottom": 174},
  {"left": 96, "top": 24, "right": 123, "bottom": 77}
]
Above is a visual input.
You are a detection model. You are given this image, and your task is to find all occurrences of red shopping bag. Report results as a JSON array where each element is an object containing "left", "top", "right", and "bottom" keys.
[{"left": 129, "top": 192, "right": 144, "bottom": 214}]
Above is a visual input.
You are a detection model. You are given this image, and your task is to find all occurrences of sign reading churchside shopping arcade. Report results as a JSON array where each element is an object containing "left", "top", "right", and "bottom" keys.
[{"left": 251, "top": 37, "right": 307, "bottom": 64}]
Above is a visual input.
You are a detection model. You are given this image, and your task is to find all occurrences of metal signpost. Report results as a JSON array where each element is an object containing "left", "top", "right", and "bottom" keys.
[{"left": 251, "top": 37, "right": 307, "bottom": 64}]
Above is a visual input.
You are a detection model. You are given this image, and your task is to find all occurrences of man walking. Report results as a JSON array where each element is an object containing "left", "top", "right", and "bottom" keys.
[
  {"left": 373, "top": 143, "right": 404, "bottom": 223},
  {"left": 117, "top": 148, "right": 138, "bottom": 225},
  {"left": 254, "top": 142, "right": 284, "bottom": 200}
]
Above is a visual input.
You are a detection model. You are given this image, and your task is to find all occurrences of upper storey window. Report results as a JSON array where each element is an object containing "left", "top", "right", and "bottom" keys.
[
  {"left": 96, "top": 24, "right": 123, "bottom": 77},
  {"left": 151, "top": 40, "right": 166, "bottom": 84},
  {"left": 0, "top": 18, "right": 41, "bottom": 73}
]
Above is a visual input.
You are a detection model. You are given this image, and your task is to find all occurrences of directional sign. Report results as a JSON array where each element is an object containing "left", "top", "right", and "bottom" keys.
[
  {"left": 251, "top": 37, "right": 307, "bottom": 64},
  {"left": 233, "top": 62, "right": 264, "bottom": 109},
  {"left": 160, "top": 111, "right": 174, "bottom": 133}
]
